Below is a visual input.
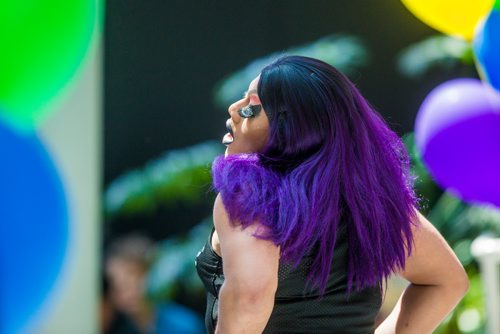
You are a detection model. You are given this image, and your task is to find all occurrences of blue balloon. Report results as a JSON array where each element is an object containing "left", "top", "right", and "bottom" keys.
[
  {"left": 0, "top": 118, "right": 69, "bottom": 334},
  {"left": 474, "top": 8, "right": 500, "bottom": 91}
]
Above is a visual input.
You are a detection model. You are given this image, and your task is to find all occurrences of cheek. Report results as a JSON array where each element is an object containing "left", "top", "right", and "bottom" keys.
[{"left": 242, "top": 120, "right": 269, "bottom": 148}]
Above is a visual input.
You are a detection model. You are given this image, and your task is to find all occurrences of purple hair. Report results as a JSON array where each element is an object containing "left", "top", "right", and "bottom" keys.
[{"left": 212, "top": 56, "right": 420, "bottom": 295}]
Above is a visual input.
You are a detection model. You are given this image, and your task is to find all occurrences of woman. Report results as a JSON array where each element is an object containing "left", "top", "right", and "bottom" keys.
[{"left": 195, "top": 56, "right": 469, "bottom": 333}]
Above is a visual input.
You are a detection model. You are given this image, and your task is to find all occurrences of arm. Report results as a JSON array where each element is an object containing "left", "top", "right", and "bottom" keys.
[
  {"left": 375, "top": 210, "right": 469, "bottom": 334},
  {"left": 213, "top": 193, "right": 280, "bottom": 334}
]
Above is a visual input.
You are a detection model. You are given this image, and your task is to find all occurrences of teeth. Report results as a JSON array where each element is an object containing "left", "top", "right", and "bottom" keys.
[
  {"left": 222, "top": 133, "right": 233, "bottom": 146},
  {"left": 223, "top": 119, "right": 234, "bottom": 146}
]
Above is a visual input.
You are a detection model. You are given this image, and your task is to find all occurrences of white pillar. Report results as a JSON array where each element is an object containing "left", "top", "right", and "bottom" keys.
[
  {"left": 36, "top": 20, "right": 102, "bottom": 334},
  {"left": 471, "top": 235, "right": 500, "bottom": 334}
]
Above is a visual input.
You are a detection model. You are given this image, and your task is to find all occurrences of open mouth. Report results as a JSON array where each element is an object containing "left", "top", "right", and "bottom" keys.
[{"left": 222, "top": 119, "right": 234, "bottom": 146}]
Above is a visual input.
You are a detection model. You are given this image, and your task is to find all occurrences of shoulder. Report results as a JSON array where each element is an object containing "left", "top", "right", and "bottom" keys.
[
  {"left": 213, "top": 193, "right": 270, "bottom": 242},
  {"left": 213, "top": 193, "right": 280, "bottom": 291}
]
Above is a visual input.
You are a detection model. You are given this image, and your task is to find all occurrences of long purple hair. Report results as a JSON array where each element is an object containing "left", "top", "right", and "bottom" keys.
[{"left": 212, "top": 56, "right": 420, "bottom": 295}]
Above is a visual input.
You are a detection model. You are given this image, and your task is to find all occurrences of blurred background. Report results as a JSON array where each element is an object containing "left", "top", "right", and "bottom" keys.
[{"left": 1, "top": 0, "right": 499, "bottom": 333}]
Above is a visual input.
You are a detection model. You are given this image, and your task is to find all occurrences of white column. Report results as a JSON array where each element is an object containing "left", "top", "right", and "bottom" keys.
[
  {"left": 35, "top": 27, "right": 102, "bottom": 334},
  {"left": 471, "top": 235, "right": 500, "bottom": 334}
]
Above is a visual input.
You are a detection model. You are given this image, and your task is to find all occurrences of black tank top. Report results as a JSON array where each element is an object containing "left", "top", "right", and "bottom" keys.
[{"left": 195, "top": 222, "right": 382, "bottom": 333}]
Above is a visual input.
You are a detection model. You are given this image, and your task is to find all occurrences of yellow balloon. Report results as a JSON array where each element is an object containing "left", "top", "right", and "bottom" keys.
[{"left": 401, "top": 0, "right": 494, "bottom": 40}]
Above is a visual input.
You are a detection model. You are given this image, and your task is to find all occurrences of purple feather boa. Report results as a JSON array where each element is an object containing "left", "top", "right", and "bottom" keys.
[{"left": 211, "top": 153, "right": 280, "bottom": 240}]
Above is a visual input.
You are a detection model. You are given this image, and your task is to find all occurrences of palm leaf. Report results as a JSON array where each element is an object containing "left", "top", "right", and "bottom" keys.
[
  {"left": 397, "top": 35, "right": 473, "bottom": 78},
  {"left": 146, "top": 216, "right": 213, "bottom": 301},
  {"left": 104, "top": 141, "right": 223, "bottom": 219}
]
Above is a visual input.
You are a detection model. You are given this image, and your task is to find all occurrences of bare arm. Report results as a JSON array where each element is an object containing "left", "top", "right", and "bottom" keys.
[
  {"left": 213, "top": 194, "right": 280, "bottom": 334},
  {"left": 375, "top": 210, "right": 469, "bottom": 334}
]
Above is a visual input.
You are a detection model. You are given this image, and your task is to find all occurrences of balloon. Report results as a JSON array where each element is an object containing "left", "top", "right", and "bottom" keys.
[
  {"left": 474, "top": 7, "right": 500, "bottom": 91},
  {"left": 401, "top": 0, "right": 494, "bottom": 40},
  {"left": 415, "top": 78, "right": 500, "bottom": 208},
  {"left": 0, "top": 0, "right": 98, "bottom": 130},
  {"left": 0, "top": 118, "right": 69, "bottom": 334}
]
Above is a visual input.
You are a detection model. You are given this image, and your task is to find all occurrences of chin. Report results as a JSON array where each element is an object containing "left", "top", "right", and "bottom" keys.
[{"left": 224, "top": 141, "right": 260, "bottom": 156}]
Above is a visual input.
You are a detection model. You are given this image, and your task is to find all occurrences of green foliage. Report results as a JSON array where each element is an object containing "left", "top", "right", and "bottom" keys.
[
  {"left": 213, "top": 34, "right": 369, "bottom": 109},
  {"left": 103, "top": 141, "right": 222, "bottom": 301},
  {"left": 402, "top": 132, "right": 443, "bottom": 212},
  {"left": 397, "top": 35, "right": 473, "bottom": 78},
  {"left": 104, "top": 140, "right": 223, "bottom": 219},
  {"left": 146, "top": 217, "right": 213, "bottom": 302}
]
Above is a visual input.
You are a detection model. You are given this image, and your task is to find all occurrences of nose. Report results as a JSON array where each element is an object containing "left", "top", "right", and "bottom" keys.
[{"left": 228, "top": 101, "right": 243, "bottom": 123}]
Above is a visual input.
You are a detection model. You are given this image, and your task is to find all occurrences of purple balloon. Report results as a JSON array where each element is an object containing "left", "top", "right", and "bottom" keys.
[{"left": 415, "top": 78, "right": 500, "bottom": 208}]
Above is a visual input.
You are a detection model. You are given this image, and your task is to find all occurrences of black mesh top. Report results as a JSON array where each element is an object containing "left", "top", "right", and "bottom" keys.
[{"left": 195, "top": 222, "right": 383, "bottom": 333}]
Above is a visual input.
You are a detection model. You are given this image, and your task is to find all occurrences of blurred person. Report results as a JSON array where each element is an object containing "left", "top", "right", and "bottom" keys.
[
  {"left": 101, "top": 274, "right": 141, "bottom": 334},
  {"left": 195, "top": 56, "right": 469, "bottom": 333},
  {"left": 106, "top": 234, "right": 204, "bottom": 333}
]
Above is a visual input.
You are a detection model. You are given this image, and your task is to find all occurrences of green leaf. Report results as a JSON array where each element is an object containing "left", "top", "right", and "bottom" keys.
[
  {"left": 397, "top": 35, "right": 473, "bottom": 78},
  {"left": 104, "top": 141, "right": 223, "bottom": 219},
  {"left": 146, "top": 217, "right": 213, "bottom": 301}
]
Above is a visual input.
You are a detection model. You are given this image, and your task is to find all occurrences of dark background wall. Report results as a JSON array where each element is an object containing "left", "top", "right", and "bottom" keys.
[{"left": 104, "top": 0, "right": 461, "bottom": 239}]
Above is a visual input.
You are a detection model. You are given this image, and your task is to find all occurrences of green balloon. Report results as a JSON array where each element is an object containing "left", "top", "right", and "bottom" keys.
[{"left": 0, "top": 0, "right": 98, "bottom": 130}]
